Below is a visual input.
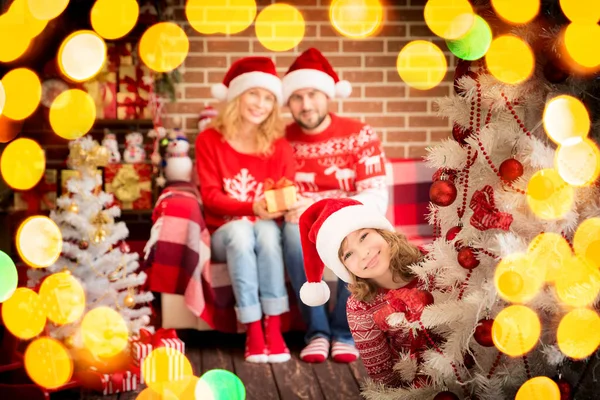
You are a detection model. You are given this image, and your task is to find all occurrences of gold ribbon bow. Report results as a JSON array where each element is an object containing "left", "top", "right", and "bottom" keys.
[{"left": 112, "top": 167, "right": 142, "bottom": 203}]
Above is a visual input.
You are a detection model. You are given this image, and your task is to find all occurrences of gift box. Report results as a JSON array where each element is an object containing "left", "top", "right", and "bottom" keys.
[
  {"left": 84, "top": 72, "right": 117, "bottom": 119},
  {"left": 117, "top": 65, "right": 152, "bottom": 120},
  {"left": 107, "top": 42, "right": 133, "bottom": 68},
  {"left": 117, "top": 93, "right": 151, "bottom": 120},
  {"left": 76, "top": 367, "right": 139, "bottom": 395},
  {"left": 104, "top": 164, "right": 153, "bottom": 210},
  {"left": 264, "top": 177, "right": 297, "bottom": 213},
  {"left": 14, "top": 169, "right": 57, "bottom": 212},
  {"left": 138, "top": 328, "right": 185, "bottom": 385},
  {"left": 60, "top": 169, "right": 103, "bottom": 196}
]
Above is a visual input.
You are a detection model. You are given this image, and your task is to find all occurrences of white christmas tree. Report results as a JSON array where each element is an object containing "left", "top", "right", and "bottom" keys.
[{"left": 28, "top": 136, "right": 154, "bottom": 351}]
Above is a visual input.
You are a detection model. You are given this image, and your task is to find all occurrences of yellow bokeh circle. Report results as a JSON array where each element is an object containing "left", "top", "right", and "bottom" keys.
[
  {"left": 49, "top": 89, "right": 96, "bottom": 140},
  {"left": 26, "top": 0, "right": 69, "bottom": 21},
  {"left": 526, "top": 168, "right": 574, "bottom": 220},
  {"left": 573, "top": 217, "right": 600, "bottom": 270},
  {"left": 24, "top": 337, "right": 73, "bottom": 389},
  {"left": 16, "top": 215, "right": 62, "bottom": 269},
  {"left": 494, "top": 252, "right": 545, "bottom": 303},
  {"left": 560, "top": 0, "right": 600, "bottom": 24},
  {"left": 39, "top": 272, "right": 86, "bottom": 326},
  {"left": 9, "top": 0, "right": 48, "bottom": 39},
  {"left": 186, "top": 0, "right": 257, "bottom": 35},
  {"left": 0, "top": 81, "right": 5, "bottom": 116},
  {"left": 329, "top": 0, "right": 383, "bottom": 39},
  {"left": 58, "top": 30, "right": 107, "bottom": 82},
  {"left": 564, "top": 23, "right": 600, "bottom": 70},
  {"left": 491, "top": 0, "right": 540, "bottom": 25},
  {"left": 142, "top": 347, "right": 195, "bottom": 397},
  {"left": 555, "top": 138, "right": 600, "bottom": 187},
  {"left": 81, "top": 307, "right": 129, "bottom": 358},
  {"left": 396, "top": 40, "right": 447, "bottom": 91},
  {"left": 492, "top": 305, "right": 541, "bottom": 356},
  {"left": 255, "top": 3, "right": 305, "bottom": 52},
  {"left": 485, "top": 35, "right": 534, "bottom": 84},
  {"left": 423, "top": 0, "right": 474, "bottom": 40},
  {"left": 140, "top": 22, "right": 189, "bottom": 73},
  {"left": 0, "top": 16, "right": 30, "bottom": 63},
  {"left": 0, "top": 138, "right": 45, "bottom": 191},
  {"left": 557, "top": 308, "right": 600, "bottom": 359},
  {"left": 136, "top": 388, "right": 180, "bottom": 400},
  {"left": 543, "top": 95, "right": 590, "bottom": 145},
  {"left": 1, "top": 68, "right": 41, "bottom": 120},
  {"left": 528, "top": 232, "right": 572, "bottom": 283},
  {"left": 515, "top": 376, "right": 561, "bottom": 400},
  {"left": 91, "top": 0, "right": 139, "bottom": 40},
  {"left": 555, "top": 256, "right": 600, "bottom": 307},
  {"left": 1, "top": 287, "right": 46, "bottom": 339}
]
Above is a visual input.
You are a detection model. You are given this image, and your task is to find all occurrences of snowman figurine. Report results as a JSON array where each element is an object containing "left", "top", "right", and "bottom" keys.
[
  {"left": 164, "top": 131, "right": 192, "bottom": 182},
  {"left": 198, "top": 105, "right": 218, "bottom": 132},
  {"left": 101, "top": 129, "right": 121, "bottom": 164},
  {"left": 123, "top": 132, "right": 146, "bottom": 164}
]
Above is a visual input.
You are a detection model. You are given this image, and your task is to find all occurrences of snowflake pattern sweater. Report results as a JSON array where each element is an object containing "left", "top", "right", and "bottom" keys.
[
  {"left": 195, "top": 128, "right": 295, "bottom": 233},
  {"left": 286, "top": 113, "right": 388, "bottom": 213}
]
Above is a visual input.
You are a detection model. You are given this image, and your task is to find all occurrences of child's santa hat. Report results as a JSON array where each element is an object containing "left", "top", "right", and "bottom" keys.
[
  {"left": 282, "top": 48, "right": 352, "bottom": 104},
  {"left": 299, "top": 198, "right": 394, "bottom": 307},
  {"left": 211, "top": 56, "right": 283, "bottom": 105}
]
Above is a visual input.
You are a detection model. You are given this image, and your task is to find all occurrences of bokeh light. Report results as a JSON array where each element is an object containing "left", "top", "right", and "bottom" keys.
[
  {"left": 1, "top": 68, "right": 41, "bottom": 120},
  {"left": 494, "top": 253, "right": 544, "bottom": 303},
  {"left": 526, "top": 168, "right": 574, "bottom": 220},
  {"left": 39, "top": 272, "right": 85, "bottom": 326},
  {"left": 1, "top": 288, "right": 46, "bottom": 339},
  {"left": 573, "top": 217, "right": 600, "bottom": 270},
  {"left": 492, "top": 305, "right": 541, "bottom": 356},
  {"left": 255, "top": 4, "right": 305, "bottom": 52},
  {"left": 559, "top": 0, "right": 600, "bottom": 24},
  {"left": 58, "top": 30, "right": 107, "bottom": 82},
  {"left": 329, "top": 0, "right": 383, "bottom": 39},
  {"left": 555, "top": 256, "right": 600, "bottom": 307},
  {"left": 396, "top": 40, "right": 447, "bottom": 91},
  {"left": 10, "top": 0, "right": 48, "bottom": 38},
  {"left": 0, "top": 115, "right": 23, "bottom": 143},
  {"left": 26, "top": 0, "right": 69, "bottom": 21},
  {"left": 485, "top": 35, "right": 535, "bottom": 84},
  {"left": 446, "top": 15, "right": 492, "bottom": 61},
  {"left": 91, "top": 0, "right": 139, "bottom": 40},
  {"left": 543, "top": 95, "right": 590, "bottom": 145},
  {"left": 24, "top": 337, "right": 73, "bottom": 389},
  {"left": 528, "top": 232, "right": 572, "bottom": 283},
  {"left": 49, "top": 89, "right": 96, "bottom": 140},
  {"left": 555, "top": 138, "right": 600, "bottom": 187},
  {"left": 0, "top": 251, "right": 17, "bottom": 303},
  {"left": 186, "top": 0, "right": 256, "bottom": 35},
  {"left": 557, "top": 308, "right": 600, "bottom": 359},
  {"left": 0, "top": 138, "right": 45, "bottom": 190},
  {"left": 81, "top": 307, "right": 129, "bottom": 358},
  {"left": 136, "top": 387, "right": 179, "bottom": 399},
  {"left": 0, "top": 81, "right": 5, "bottom": 116},
  {"left": 0, "top": 15, "right": 31, "bottom": 63},
  {"left": 16, "top": 216, "right": 62, "bottom": 268},
  {"left": 196, "top": 369, "right": 246, "bottom": 400},
  {"left": 423, "top": 0, "right": 474, "bottom": 40},
  {"left": 139, "top": 22, "right": 189, "bottom": 72},
  {"left": 491, "top": 0, "right": 540, "bottom": 25},
  {"left": 142, "top": 347, "right": 194, "bottom": 397},
  {"left": 515, "top": 376, "right": 561, "bottom": 400},
  {"left": 564, "top": 22, "right": 600, "bottom": 71}
]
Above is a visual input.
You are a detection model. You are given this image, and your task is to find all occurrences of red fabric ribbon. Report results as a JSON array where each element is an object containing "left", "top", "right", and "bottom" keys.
[
  {"left": 151, "top": 328, "right": 179, "bottom": 348},
  {"left": 16, "top": 177, "right": 55, "bottom": 214},
  {"left": 132, "top": 328, "right": 153, "bottom": 345},
  {"left": 122, "top": 66, "right": 152, "bottom": 95},
  {"left": 117, "top": 96, "right": 148, "bottom": 119},
  {"left": 469, "top": 185, "right": 513, "bottom": 231},
  {"left": 385, "top": 288, "right": 434, "bottom": 323},
  {"left": 264, "top": 177, "right": 294, "bottom": 191},
  {"left": 107, "top": 43, "right": 131, "bottom": 67}
]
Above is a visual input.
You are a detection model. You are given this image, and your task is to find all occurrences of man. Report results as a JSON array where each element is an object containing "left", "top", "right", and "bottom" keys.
[{"left": 281, "top": 48, "right": 389, "bottom": 363}]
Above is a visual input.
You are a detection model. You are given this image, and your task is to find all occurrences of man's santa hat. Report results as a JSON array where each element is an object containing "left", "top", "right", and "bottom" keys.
[
  {"left": 299, "top": 198, "right": 394, "bottom": 307},
  {"left": 282, "top": 48, "right": 352, "bottom": 104},
  {"left": 211, "top": 56, "right": 283, "bottom": 105}
]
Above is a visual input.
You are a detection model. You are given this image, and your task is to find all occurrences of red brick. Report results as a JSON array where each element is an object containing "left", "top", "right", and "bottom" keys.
[
  {"left": 408, "top": 145, "right": 429, "bottom": 158},
  {"left": 164, "top": 102, "right": 204, "bottom": 114},
  {"left": 386, "top": 130, "right": 427, "bottom": 143},
  {"left": 185, "top": 55, "right": 228, "bottom": 68},
  {"left": 207, "top": 40, "right": 250, "bottom": 52},
  {"left": 343, "top": 40, "right": 384, "bottom": 53},
  {"left": 383, "top": 145, "right": 406, "bottom": 159},
  {"left": 341, "top": 70, "right": 384, "bottom": 83},
  {"left": 343, "top": 101, "right": 383, "bottom": 113},
  {"left": 365, "top": 55, "right": 396, "bottom": 67},
  {"left": 298, "top": 40, "right": 340, "bottom": 52},
  {"left": 387, "top": 8, "right": 422, "bottom": 22},
  {"left": 386, "top": 100, "right": 428, "bottom": 112},
  {"left": 208, "top": 71, "right": 226, "bottom": 83},
  {"left": 319, "top": 24, "right": 342, "bottom": 37},
  {"left": 430, "top": 130, "right": 451, "bottom": 142},
  {"left": 186, "top": 117, "right": 200, "bottom": 131},
  {"left": 364, "top": 85, "right": 405, "bottom": 98},
  {"left": 302, "top": 8, "right": 329, "bottom": 22},
  {"left": 189, "top": 40, "right": 205, "bottom": 53},
  {"left": 407, "top": 86, "right": 450, "bottom": 98},
  {"left": 409, "top": 115, "right": 449, "bottom": 128},
  {"left": 328, "top": 101, "right": 339, "bottom": 113},
  {"left": 378, "top": 24, "right": 407, "bottom": 37},
  {"left": 409, "top": 24, "right": 435, "bottom": 37},
  {"left": 326, "top": 55, "right": 362, "bottom": 67},
  {"left": 275, "top": 55, "right": 298, "bottom": 66},
  {"left": 184, "top": 86, "right": 212, "bottom": 99},
  {"left": 387, "top": 70, "right": 402, "bottom": 83},
  {"left": 366, "top": 116, "right": 405, "bottom": 128},
  {"left": 182, "top": 71, "right": 205, "bottom": 84}
]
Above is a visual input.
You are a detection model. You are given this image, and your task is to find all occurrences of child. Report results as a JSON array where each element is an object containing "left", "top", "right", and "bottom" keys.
[{"left": 297, "top": 198, "right": 435, "bottom": 387}]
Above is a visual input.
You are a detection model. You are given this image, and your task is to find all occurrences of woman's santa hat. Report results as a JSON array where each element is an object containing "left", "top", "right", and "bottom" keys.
[
  {"left": 282, "top": 48, "right": 352, "bottom": 104},
  {"left": 211, "top": 56, "right": 283, "bottom": 105},
  {"left": 299, "top": 198, "right": 394, "bottom": 307}
]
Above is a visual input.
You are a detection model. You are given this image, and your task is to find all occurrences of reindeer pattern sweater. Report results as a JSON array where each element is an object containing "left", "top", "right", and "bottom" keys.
[{"left": 286, "top": 113, "right": 388, "bottom": 213}]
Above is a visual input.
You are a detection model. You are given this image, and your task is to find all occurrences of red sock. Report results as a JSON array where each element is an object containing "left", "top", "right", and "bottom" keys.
[
  {"left": 245, "top": 320, "right": 266, "bottom": 357},
  {"left": 264, "top": 315, "right": 289, "bottom": 355}
]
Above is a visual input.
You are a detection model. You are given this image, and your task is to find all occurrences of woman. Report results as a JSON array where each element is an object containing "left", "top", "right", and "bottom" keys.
[{"left": 195, "top": 57, "right": 294, "bottom": 363}]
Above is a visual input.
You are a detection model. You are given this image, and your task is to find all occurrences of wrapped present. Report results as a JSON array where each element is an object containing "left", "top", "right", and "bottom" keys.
[
  {"left": 130, "top": 328, "right": 153, "bottom": 367},
  {"left": 117, "top": 92, "right": 151, "bottom": 120},
  {"left": 119, "top": 65, "right": 152, "bottom": 98},
  {"left": 84, "top": 72, "right": 117, "bottom": 119},
  {"left": 14, "top": 169, "right": 57, "bottom": 212},
  {"left": 107, "top": 42, "right": 133, "bottom": 67},
  {"left": 151, "top": 328, "right": 185, "bottom": 353},
  {"left": 61, "top": 169, "right": 103, "bottom": 196},
  {"left": 264, "top": 177, "right": 297, "bottom": 213},
  {"left": 76, "top": 366, "right": 139, "bottom": 395},
  {"left": 104, "top": 164, "right": 153, "bottom": 210}
]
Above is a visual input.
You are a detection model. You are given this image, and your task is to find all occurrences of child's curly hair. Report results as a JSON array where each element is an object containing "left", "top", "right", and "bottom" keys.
[{"left": 338, "top": 229, "right": 423, "bottom": 303}]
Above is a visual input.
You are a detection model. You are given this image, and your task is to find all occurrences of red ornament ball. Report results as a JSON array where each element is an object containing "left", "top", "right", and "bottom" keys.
[
  {"left": 430, "top": 180, "right": 457, "bottom": 207},
  {"left": 79, "top": 241, "right": 89, "bottom": 250},
  {"left": 555, "top": 377, "right": 572, "bottom": 400},
  {"left": 119, "top": 242, "right": 130, "bottom": 253},
  {"left": 474, "top": 318, "right": 495, "bottom": 347},
  {"left": 434, "top": 391, "right": 460, "bottom": 400},
  {"left": 432, "top": 168, "right": 457, "bottom": 184},
  {"left": 452, "top": 123, "right": 472, "bottom": 145},
  {"left": 445, "top": 225, "right": 462, "bottom": 242},
  {"left": 499, "top": 158, "right": 524, "bottom": 182},
  {"left": 457, "top": 247, "right": 480, "bottom": 269}
]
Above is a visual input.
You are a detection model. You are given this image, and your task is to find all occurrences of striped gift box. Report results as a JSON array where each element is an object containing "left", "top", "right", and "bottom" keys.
[
  {"left": 142, "top": 347, "right": 186, "bottom": 384},
  {"left": 102, "top": 370, "right": 138, "bottom": 395}
]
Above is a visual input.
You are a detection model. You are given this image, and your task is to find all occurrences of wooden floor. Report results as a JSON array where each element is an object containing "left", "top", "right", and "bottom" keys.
[{"left": 52, "top": 330, "right": 369, "bottom": 400}]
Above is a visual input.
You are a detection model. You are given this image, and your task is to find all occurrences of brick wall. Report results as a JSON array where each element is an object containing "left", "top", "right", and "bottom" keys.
[{"left": 166, "top": 0, "right": 453, "bottom": 159}]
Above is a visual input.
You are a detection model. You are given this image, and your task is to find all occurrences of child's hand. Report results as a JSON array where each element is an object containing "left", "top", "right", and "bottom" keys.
[{"left": 385, "top": 288, "right": 434, "bottom": 322}]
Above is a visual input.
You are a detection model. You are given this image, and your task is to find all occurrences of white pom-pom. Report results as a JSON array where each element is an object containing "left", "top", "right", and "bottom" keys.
[
  {"left": 211, "top": 83, "right": 228, "bottom": 101},
  {"left": 299, "top": 281, "right": 330, "bottom": 307},
  {"left": 335, "top": 80, "right": 352, "bottom": 98}
]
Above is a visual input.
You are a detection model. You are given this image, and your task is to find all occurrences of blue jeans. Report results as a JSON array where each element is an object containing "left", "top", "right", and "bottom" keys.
[
  {"left": 212, "top": 219, "right": 289, "bottom": 324},
  {"left": 282, "top": 222, "right": 354, "bottom": 345}
]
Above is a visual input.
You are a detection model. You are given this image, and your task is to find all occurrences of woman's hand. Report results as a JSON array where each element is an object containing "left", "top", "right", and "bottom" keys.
[{"left": 253, "top": 199, "right": 284, "bottom": 220}]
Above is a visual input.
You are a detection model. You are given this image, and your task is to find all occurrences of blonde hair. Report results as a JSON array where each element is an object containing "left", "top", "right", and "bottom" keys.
[
  {"left": 213, "top": 95, "right": 284, "bottom": 155},
  {"left": 339, "top": 229, "right": 423, "bottom": 303}
]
